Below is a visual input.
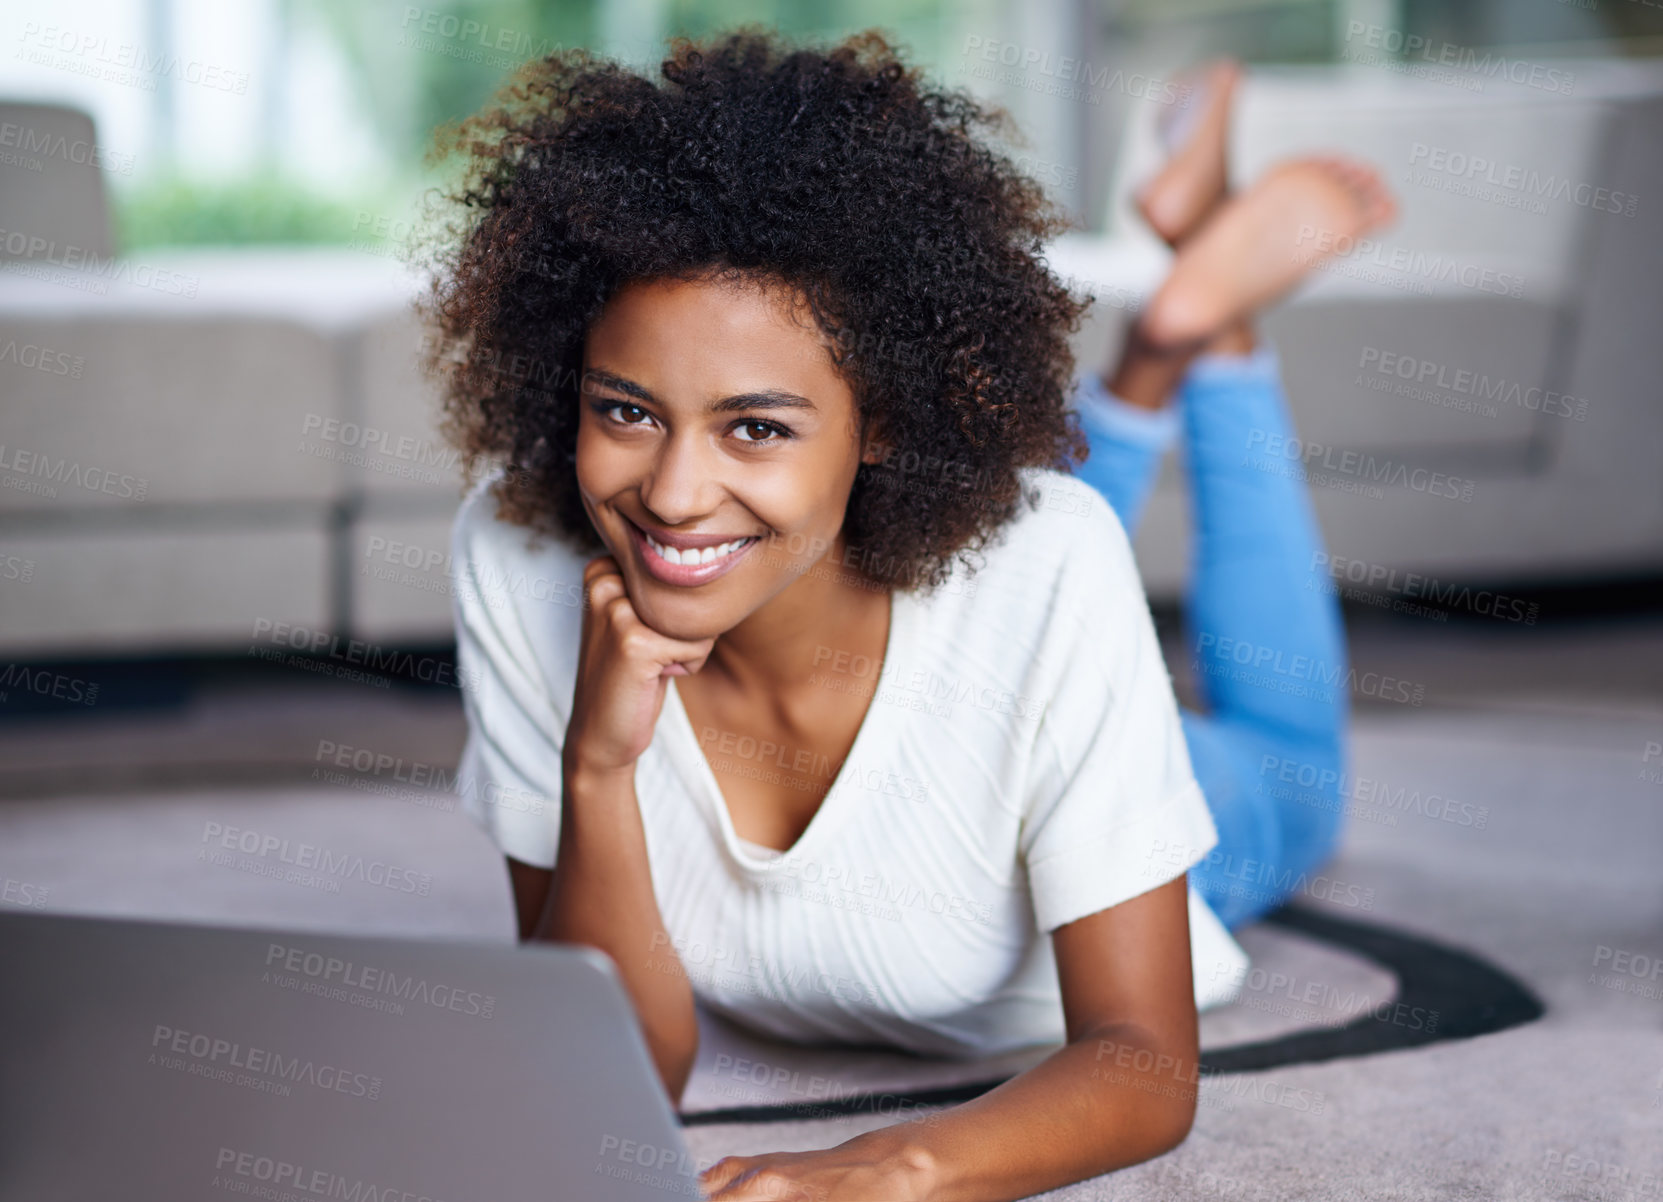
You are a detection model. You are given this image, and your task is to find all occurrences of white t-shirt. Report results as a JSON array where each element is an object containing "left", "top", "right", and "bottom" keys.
[{"left": 448, "top": 464, "right": 1247, "bottom": 1057}]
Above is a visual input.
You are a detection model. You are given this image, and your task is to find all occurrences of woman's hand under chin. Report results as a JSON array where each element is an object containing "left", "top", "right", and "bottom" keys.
[{"left": 698, "top": 1133, "right": 939, "bottom": 1201}]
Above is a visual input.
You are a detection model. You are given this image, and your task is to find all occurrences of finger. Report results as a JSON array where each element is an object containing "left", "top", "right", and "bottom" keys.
[
  {"left": 604, "top": 599, "right": 719, "bottom": 664},
  {"left": 582, "top": 557, "right": 625, "bottom": 611},
  {"left": 699, "top": 1155, "right": 755, "bottom": 1197},
  {"left": 582, "top": 553, "right": 621, "bottom": 583},
  {"left": 580, "top": 555, "right": 719, "bottom": 666},
  {"left": 677, "top": 645, "right": 717, "bottom": 675},
  {"left": 586, "top": 575, "right": 628, "bottom": 616},
  {"left": 645, "top": 638, "right": 718, "bottom": 678},
  {"left": 711, "top": 1169, "right": 803, "bottom": 1201},
  {"left": 707, "top": 1172, "right": 769, "bottom": 1201}
]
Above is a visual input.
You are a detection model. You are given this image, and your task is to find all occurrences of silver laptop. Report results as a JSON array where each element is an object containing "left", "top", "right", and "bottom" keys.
[{"left": 0, "top": 909, "right": 704, "bottom": 1201}]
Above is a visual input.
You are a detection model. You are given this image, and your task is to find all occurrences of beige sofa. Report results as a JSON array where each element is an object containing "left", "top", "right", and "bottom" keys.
[{"left": 0, "top": 247, "right": 457, "bottom": 654}]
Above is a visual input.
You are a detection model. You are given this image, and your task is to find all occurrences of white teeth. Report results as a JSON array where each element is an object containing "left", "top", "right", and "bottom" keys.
[{"left": 644, "top": 533, "right": 754, "bottom": 567}]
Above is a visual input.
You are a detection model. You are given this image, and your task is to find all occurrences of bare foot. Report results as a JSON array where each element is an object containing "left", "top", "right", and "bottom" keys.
[
  {"left": 1137, "top": 156, "right": 1398, "bottom": 351},
  {"left": 1134, "top": 60, "right": 1240, "bottom": 247}
]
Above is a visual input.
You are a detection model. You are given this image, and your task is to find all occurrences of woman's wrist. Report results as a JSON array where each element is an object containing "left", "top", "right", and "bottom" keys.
[
  {"left": 561, "top": 746, "right": 638, "bottom": 795},
  {"left": 842, "top": 1125, "right": 944, "bottom": 1200}
]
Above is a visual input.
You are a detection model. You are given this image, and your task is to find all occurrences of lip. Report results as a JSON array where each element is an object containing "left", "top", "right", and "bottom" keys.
[{"left": 626, "top": 518, "right": 761, "bottom": 587}]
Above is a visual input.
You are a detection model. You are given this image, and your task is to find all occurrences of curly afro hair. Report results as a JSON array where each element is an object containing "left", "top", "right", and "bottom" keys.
[{"left": 421, "top": 25, "right": 1093, "bottom": 595}]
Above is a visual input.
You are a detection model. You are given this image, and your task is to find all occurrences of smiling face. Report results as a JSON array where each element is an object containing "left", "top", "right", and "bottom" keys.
[{"left": 575, "top": 272, "right": 881, "bottom": 641}]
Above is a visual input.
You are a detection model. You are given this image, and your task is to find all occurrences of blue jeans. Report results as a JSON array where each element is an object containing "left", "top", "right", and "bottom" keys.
[{"left": 1068, "top": 348, "right": 1350, "bottom": 930}]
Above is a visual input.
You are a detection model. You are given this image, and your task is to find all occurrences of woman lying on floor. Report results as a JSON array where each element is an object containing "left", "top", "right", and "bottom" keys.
[{"left": 426, "top": 31, "right": 1392, "bottom": 1201}]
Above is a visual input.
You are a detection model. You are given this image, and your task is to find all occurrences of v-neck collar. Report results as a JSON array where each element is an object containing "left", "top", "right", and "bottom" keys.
[{"left": 663, "top": 587, "right": 913, "bottom": 873}]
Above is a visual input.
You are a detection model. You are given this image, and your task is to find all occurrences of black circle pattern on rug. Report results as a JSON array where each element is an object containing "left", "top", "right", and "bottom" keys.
[{"left": 677, "top": 904, "right": 1546, "bottom": 1127}]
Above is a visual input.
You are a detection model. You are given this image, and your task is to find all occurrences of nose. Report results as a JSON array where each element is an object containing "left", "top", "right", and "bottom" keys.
[{"left": 637, "top": 427, "right": 722, "bottom": 527}]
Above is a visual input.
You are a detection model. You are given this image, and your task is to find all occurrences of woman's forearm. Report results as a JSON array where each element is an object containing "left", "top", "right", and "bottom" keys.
[
  {"left": 850, "top": 1020, "right": 1200, "bottom": 1202},
  {"left": 537, "top": 759, "right": 700, "bottom": 1103}
]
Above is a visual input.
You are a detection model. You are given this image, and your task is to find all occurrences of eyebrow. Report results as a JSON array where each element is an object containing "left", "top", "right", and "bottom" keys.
[{"left": 583, "top": 368, "right": 818, "bottom": 415}]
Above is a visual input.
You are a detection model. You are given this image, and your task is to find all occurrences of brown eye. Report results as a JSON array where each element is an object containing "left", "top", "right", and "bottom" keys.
[
  {"left": 735, "top": 420, "right": 790, "bottom": 444},
  {"left": 594, "top": 400, "right": 652, "bottom": 427}
]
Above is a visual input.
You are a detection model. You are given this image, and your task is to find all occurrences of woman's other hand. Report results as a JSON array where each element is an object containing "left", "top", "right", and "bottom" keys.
[{"left": 699, "top": 1133, "right": 938, "bottom": 1201}]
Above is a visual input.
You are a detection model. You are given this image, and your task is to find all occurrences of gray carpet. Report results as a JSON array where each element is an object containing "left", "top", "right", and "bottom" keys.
[{"left": 2, "top": 690, "right": 1660, "bottom": 1199}]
